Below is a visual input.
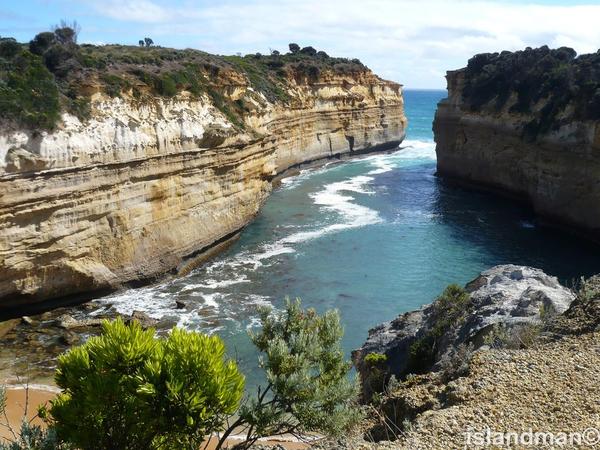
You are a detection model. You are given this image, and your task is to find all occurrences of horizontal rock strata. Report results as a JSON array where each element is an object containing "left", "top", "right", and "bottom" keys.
[
  {"left": 0, "top": 71, "right": 406, "bottom": 309},
  {"left": 434, "top": 50, "right": 600, "bottom": 238}
]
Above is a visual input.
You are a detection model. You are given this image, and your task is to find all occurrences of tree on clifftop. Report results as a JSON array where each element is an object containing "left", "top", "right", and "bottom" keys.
[{"left": 289, "top": 43, "right": 300, "bottom": 54}]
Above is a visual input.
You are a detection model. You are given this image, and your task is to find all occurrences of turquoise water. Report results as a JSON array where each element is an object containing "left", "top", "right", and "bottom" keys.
[{"left": 100, "top": 89, "right": 600, "bottom": 384}]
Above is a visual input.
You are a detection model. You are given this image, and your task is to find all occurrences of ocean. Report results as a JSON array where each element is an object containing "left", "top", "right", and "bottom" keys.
[{"left": 97, "top": 89, "right": 600, "bottom": 386}]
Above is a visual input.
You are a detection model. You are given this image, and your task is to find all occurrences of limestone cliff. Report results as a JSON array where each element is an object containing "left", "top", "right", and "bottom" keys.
[
  {"left": 434, "top": 46, "right": 600, "bottom": 238},
  {"left": 0, "top": 55, "right": 406, "bottom": 309}
]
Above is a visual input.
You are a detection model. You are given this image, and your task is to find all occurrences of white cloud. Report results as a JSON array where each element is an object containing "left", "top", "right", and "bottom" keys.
[
  {"left": 92, "top": 0, "right": 172, "bottom": 23},
  {"left": 85, "top": 0, "right": 600, "bottom": 88}
]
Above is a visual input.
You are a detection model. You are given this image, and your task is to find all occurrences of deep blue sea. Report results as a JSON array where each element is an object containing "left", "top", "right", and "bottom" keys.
[{"left": 100, "top": 89, "right": 600, "bottom": 385}]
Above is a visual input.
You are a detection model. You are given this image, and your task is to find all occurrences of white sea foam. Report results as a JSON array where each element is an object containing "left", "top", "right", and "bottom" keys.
[
  {"left": 98, "top": 141, "right": 434, "bottom": 330},
  {"left": 396, "top": 139, "right": 437, "bottom": 160},
  {"left": 279, "top": 163, "right": 333, "bottom": 190}
]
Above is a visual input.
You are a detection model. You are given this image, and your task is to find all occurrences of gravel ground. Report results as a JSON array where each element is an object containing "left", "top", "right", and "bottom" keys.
[{"left": 312, "top": 332, "right": 600, "bottom": 449}]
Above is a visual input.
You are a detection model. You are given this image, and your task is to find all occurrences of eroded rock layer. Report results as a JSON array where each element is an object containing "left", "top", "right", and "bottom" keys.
[
  {"left": 434, "top": 48, "right": 600, "bottom": 238},
  {"left": 0, "top": 70, "right": 406, "bottom": 308}
]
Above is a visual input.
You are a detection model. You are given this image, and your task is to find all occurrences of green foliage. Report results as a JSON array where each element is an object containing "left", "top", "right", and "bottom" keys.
[
  {"left": 0, "top": 50, "right": 60, "bottom": 130},
  {"left": 364, "top": 352, "right": 387, "bottom": 366},
  {"left": 47, "top": 318, "right": 244, "bottom": 450},
  {"left": 1, "top": 30, "right": 367, "bottom": 131},
  {"left": 217, "top": 299, "right": 360, "bottom": 449},
  {"left": 362, "top": 353, "right": 390, "bottom": 399},
  {"left": 462, "top": 46, "right": 600, "bottom": 140},
  {"left": 0, "top": 39, "right": 21, "bottom": 59},
  {"left": 408, "top": 284, "right": 471, "bottom": 373},
  {"left": 156, "top": 74, "right": 177, "bottom": 97},
  {"left": 100, "top": 73, "right": 129, "bottom": 97},
  {"left": 0, "top": 422, "right": 63, "bottom": 450},
  {"left": 223, "top": 54, "right": 290, "bottom": 104},
  {"left": 29, "top": 32, "right": 56, "bottom": 56}
]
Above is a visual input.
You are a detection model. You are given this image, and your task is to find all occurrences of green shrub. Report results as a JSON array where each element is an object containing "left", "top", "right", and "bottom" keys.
[
  {"left": 364, "top": 352, "right": 387, "bottom": 366},
  {"left": 0, "top": 38, "right": 21, "bottom": 59},
  {"left": 0, "top": 386, "right": 67, "bottom": 450},
  {"left": 100, "top": 73, "right": 129, "bottom": 97},
  {"left": 217, "top": 299, "right": 360, "bottom": 449},
  {"left": 29, "top": 32, "right": 56, "bottom": 56},
  {"left": 462, "top": 46, "right": 600, "bottom": 139},
  {"left": 408, "top": 284, "right": 471, "bottom": 373},
  {"left": 0, "top": 50, "right": 60, "bottom": 130},
  {"left": 156, "top": 74, "right": 177, "bottom": 97},
  {"left": 363, "top": 353, "right": 389, "bottom": 399},
  {"left": 46, "top": 318, "right": 244, "bottom": 450}
]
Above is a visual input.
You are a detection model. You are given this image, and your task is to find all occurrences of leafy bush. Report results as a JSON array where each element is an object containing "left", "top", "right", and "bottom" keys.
[
  {"left": 364, "top": 352, "right": 388, "bottom": 366},
  {"left": 362, "top": 353, "right": 390, "bottom": 399},
  {"left": 408, "top": 284, "right": 471, "bottom": 373},
  {"left": 156, "top": 74, "right": 177, "bottom": 97},
  {"left": 46, "top": 318, "right": 244, "bottom": 450},
  {"left": 300, "top": 46, "right": 317, "bottom": 56},
  {"left": 216, "top": 299, "right": 360, "bottom": 449},
  {"left": 29, "top": 32, "right": 56, "bottom": 56},
  {"left": 1, "top": 29, "right": 367, "bottom": 130},
  {"left": 0, "top": 50, "right": 60, "bottom": 130},
  {"left": 0, "top": 39, "right": 21, "bottom": 59},
  {"left": 461, "top": 46, "right": 600, "bottom": 140}
]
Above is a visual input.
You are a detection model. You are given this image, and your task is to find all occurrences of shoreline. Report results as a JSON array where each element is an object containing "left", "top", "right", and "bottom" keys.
[{"left": 0, "top": 138, "right": 404, "bottom": 322}]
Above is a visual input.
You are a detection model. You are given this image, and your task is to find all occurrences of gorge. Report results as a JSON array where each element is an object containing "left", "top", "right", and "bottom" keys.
[
  {"left": 0, "top": 44, "right": 406, "bottom": 311},
  {"left": 2, "top": 37, "right": 600, "bottom": 448}
]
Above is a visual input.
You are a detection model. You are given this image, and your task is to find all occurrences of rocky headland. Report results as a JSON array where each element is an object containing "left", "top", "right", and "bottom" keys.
[
  {"left": 433, "top": 46, "right": 600, "bottom": 239},
  {"left": 0, "top": 40, "right": 406, "bottom": 311},
  {"left": 351, "top": 265, "right": 600, "bottom": 448}
]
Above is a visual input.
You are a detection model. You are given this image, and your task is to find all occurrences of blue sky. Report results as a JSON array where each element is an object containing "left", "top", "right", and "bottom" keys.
[{"left": 1, "top": 0, "right": 600, "bottom": 88}]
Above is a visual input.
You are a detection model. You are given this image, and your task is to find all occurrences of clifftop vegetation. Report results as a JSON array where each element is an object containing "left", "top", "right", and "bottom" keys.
[
  {"left": 460, "top": 46, "right": 600, "bottom": 140},
  {"left": 0, "top": 27, "right": 368, "bottom": 131}
]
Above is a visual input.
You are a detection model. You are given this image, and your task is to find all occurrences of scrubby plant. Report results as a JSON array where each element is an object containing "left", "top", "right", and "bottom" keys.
[
  {"left": 0, "top": 50, "right": 60, "bottom": 130},
  {"left": 362, "top": 353, "right": 389, "bottom": 399},
  {"left": 29, "top": 32, "right": 56, "bottom": 56},
  {"left": 0, "top": 39, "right": 21, "bottom": 59},
  {"left": 461, "top": 46, "right": 600, "bottom": 140},
  {"left": 2, "top": 29, "right": 366, "bottom": 131},
  {"left": 483, "top": 322, "right": 542, "bottom": 350},
  {"left": 216, "top": 299, "right": 361, "bottom": 449},
  {"left": 438, "top": 342, "right": 474, "bottom": 381},
  {"left": 45, "top": 318, "right": 244, "bottom": 450},
  {"left": 408, "top": 284, "right": 471, "bottom": 373}
]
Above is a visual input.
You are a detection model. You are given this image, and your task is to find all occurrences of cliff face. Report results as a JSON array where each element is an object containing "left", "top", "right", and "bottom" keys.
[
  {"left": 0, "top": 68, "right": 406, "bottom": 308},
  {"left": 434, "top": 47, "right": 600, "bottom": 238}
]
